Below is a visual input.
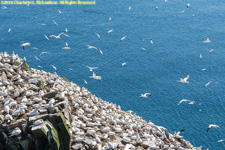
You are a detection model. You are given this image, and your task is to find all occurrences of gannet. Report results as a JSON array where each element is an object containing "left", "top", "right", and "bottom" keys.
[
  {"left": 89, "top": 72, "right": 101, "bottom": 82},
  {"left": 109, "top": 17, "right": 111, "bottom": 21},
  {"left": 86, "top": 45, "right": 99, "bottom": 50},
  {"left": 28, "top": 107, "right": 39, "bottom": 116},
  {"left": 128, "top": 6, "right": 132, "bottom": 10},
  {"left": 51, "top": 65, "right": 57, "bottom": 72},
  {"left": 35, "top": 56, "right": 40, "bottom": 61},
  {"left": 204, "top": 81, "right": 212, "bottom": 87},
  {"left": 95, "top": 33, "right": 100, "bottom": 40},
  {"left": 121, "top": 62, "right": 127, "bottom": 67},
  {"left": 218, "top": 140, "right": 224, "bottom": 143},
  {"left": 83, "top": 64, "right": 98, "bottom": 71},
  {"left": 8, "top": 28, "right": 11, "bottom": 32},
  {"left": 177, "top": 99, "right": 194, "bottom": 105},
  {"left": 178, "top": 75, "right": 189, "bottom": 83},
  {"left": 173, "top": 129, "right": 185, "bottom": 136},
  {"left": 9, "top": 127, "right": 22, "bottom": 137},
  {"left": 187, "top": 4, "right": 190, "bottom": 8},
  {"left": 65, "top": 27, "right": 68, "bottom": 33},
  {"left": 39, "top": 52, "right": 50, "bottom": 59},
  {"left": 44, "top": 35, "right": 49, "bottom": 40},
  {"left": 52, "top": 19, "right": 58, "bottom": 26},
  {"left": 107, "top": 29, "right": 113, "bottom": 34},
  {"left": 62, "top": 42, "right": 71, "bottom": 49},
  {"left": 209, "top": 49, "right": 214, "bottom": 53},
  {"left": 150, "top": 39, "right": 154, "bottom": 44},
  {"left": 207, "top": 124, "right": 219, "bottom": 132},
  {"left": 203, "top": 36, "right": 211, "bottom": 43},
  {"left": 32, "top": 119, "right": 43, "bottom": 126},
  {"left": 21, "top": 43, "right": 31, "bottom": 50},
  {"left": 84, "top": 79, "right": 87, "bottom": 86},
  {"left": 202, "top": 69, "right": 207, "bottom": 71},
  {"left": 120, "top": 36, "right": 127, "bottom": 42},
  {"left": 141, "top": 47, "right": 146, "bottom": 51},
  {"left": 200, "top": 54, "right": 202, "bottom": 60},
  {"left": 48, "top": 32, "right": 68, "bottom": 39},
  {"left": 140, "top": 93, "right": 151, "bottom": 98},
  {"left": 1, "top": 6, "right": 7, "bottom": 9},
  {"left": 58, "top": 10, "right": 62, "bottom": 14}
]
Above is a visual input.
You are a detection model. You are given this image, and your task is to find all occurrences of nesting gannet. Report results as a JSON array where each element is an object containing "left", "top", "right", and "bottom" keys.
[
  {"left": 86, "top": 45, "right": 99, "bottom": 50},
  {"left": 107, "top": 29, "right": 113, "bottom": 34},
  {"left": 89, "top": 72, "right": 101, "bottom": 82},
  {"left": 62, "top": 42, "right": 71, "bottom": 49},
  {"left": 83, "top": 64, "right": 98, "bottom": 71},
  {"left": 37, "top": 65, "right": 42, "bottom": 68},
  {"left": 58, "top": 10, "right": 62, "bottom": 14},
  {"left": 207, "top": 124, "right": 219, "bottom": 132},
  {"left": 109, "top": 17, "right": 111, "bottom": 21},
  {"left": 44, "top": 35, "right": 49, "bottom": 40},
  {"left": 204, "top": 81, "right": 212, "bottom": 87},
  {"left": 8, "top": 28, "right": 11, "bottom": 32},
  {"left": 120, "top": 36, "right": 127, "bottom": 42},
  {"left": 32, "top": 119, "right": 43, "bottom": 126},
  {"left": 21, "top": 43, "right": 31, "bottom": 50},
  {"left": 203, "top": 36, "right": 211, "bottom": 43},
  {"left": 51, "top": 65, "right": 57, "bottom": 72},
  {"left": 52, "top": 19, "right": 58, "bottom": 26},
  {"left": 121, "top": 62, "right": 127, "bottom": 67},
  {"left": 95, "top": 33, "right": 100, "bottom": 40},
  {"left": 178, "top": 75, "right": 189, "bottom": 83},
  {"left": 140, "top": 93, "right": 151, "bottom": 98},
  {"left": 28, "top": 107, "right": 39, "bottom": 116},
  {"left": 1, "top": 6, "right": 7, "bottom": 9},
  {"left": 187, "top": 4, "right": 190, "bottom": 8},
  {"left": 209, "top": 49, "right": 214, "bottom": 53},
  {"left": 9, "top": 127, "right": 22, "bottom": 137},
  {"left": 150, "top": 39, "right": 154, "bottom": 44},
  {"left": 200, "top": 54, "right": 202, "bottom": 60}
]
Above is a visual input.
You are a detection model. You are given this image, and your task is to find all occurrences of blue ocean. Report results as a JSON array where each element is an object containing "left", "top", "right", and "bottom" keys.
[{"left": 1, "top": 0, "right": 225, "bottom": 149}]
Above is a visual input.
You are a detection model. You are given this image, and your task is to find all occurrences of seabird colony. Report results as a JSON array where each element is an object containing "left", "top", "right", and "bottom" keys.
[{"left": 0, "top": 52, "right": 201, "bottom": 149}]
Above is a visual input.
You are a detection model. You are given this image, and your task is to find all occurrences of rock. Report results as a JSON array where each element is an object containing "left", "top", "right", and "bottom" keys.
[{"left": 43, "top": 91, "right": 58, "bottom": 99}]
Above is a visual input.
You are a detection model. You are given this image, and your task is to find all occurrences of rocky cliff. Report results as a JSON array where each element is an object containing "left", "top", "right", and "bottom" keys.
[{"left": 0, "top": 52, "right": 201, "bottom": 150}]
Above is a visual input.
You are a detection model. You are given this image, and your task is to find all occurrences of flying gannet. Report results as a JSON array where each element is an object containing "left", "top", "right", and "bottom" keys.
[
  {"left": 8, "top": 28, "right": 11, "bottom": 32},
  {"left": 107, "top": 29, "right": 113, "bottom": 34},
  {"left": 44, "top": 35, "right": 49, "bottom": 40},
  {"left": 203, "top": 36, "right": 211, "bottom": 43},
  {"left": 51, "top": 65, "right": 57, "bottom": 72},
  {"left": 207, "top": 124, "right": 219, "bottom": 132},
  {"left": 121, "top": 62, "right": 127, "bottom": 67},
  {"left": 204, "top": 81, "right": 212, "bottom": 87},
  {"left": 58, "top": 10, "right": 62, "bottom": 14},
  {"left": 48, "top": 32, "right": 68, "bottom": 39},
  {"left": 178, "top": 75, "right": 189, "bottom": 83},
  {"left": 62, "top": 42, "right": 71, "bottom": 49},
  {"left": 200, "top": 54, "right": 202, "bottom": 60},
  {"left": 177, "top": 99, "right": 190, "bottom": 105},
  {"left": 109, "top": 17, "right": 111, "bottom": 21},
  {"left": 128, "top": 6, "right": 132, "bottom": 10},
  {"left": 150, "top": 39, "right": 154, "bottom": 44},
  {"left": 187, "top": 4, "right": 190, "bottom": 8},
  {"left": 95, "top": 33, "right": 100, "bottom": 40},
  {"left": 140, "top": 93, "right": 151, "bottom": 98},
  {"left": 83, "top": 64, "right": 98, "bottom": 71},
  {"left": 65, "top": 27, "right": 68, "bottom": 33},
  {"left": 120, "top": 36, "right": 127, "bottom": 42},
  {"left": 21, "top": 43, "right": 31, "bottom": 50},
  {"left": 209, "top": 49, "right": 214, "bottom": 53},
  {"left": 51, "top": 19, "right": 58, "bottom": 26},
  {"left": 84, "top": 79, "right": 87, "bottom": 86},
  {"left": 89, "top": 72, "right": 101, "bottom": 82}
]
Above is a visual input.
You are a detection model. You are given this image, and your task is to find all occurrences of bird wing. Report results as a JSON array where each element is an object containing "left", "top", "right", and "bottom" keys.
[
  {"left": 184, "top": 75, "right": 189, "bottom": 81},
  {"left": 65, "top": 42, "right": 68, "bottom": 47},
  {"left": 206, "top": 127, "right": 210, "bottom": 132},
  {"left": 99, "top": 50, "right": 103, "bottom": 55},
  {"left": 44, "top": 35, "right": 49, "bottom": 40}
]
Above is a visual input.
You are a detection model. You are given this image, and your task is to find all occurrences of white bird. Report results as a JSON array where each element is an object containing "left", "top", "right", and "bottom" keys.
[
  {"left": 109, "top": 17, "right": 111, "bottom": 21},
  {"left": 209, "top": 49, "right": 214, "bottom": 53},
  {"left": 89, "top": 72, "right": 101, "bottom": 82},
  {"left": 63, "top": 42, "right": 71, "bottom": 49},
  {"left": 141, "top": 47, "right": 146, "bottom": 51},
  {"left": 1, "top": 6, "right": 7, "bottom": 9},
  {"left": 165, "top": 0, "right": 167, "bottom": 3},
  {"left": 28, "top": 108, "right": 39, "bottom": 116},
  {"left": 4, "top": 104, "right": 10, "bottom": 114},
  {"left": 202, "top": 69, "right": 207, "bottom": 71},
  {"left": 86, "top": 45, "right": 99, "bottom": 50},
  {"left": 48, "top": 32, "right": 68, "bottom": 39},
  {"left": 44, "top": 35, "right": 49, "bottom": 40},
  {"left": 200, "top": 54, "right": 202, "bottom": 60},
  {"left": 95, "top": 33, "right": 100, "bottom": 40},
  {"left": 150, "top": 39, "right": 154, "bottom": 44},
  {"left": 187, "top": 3, "right": 190, "bottom": 8},
  {"left": 84, "top": 79, "right": 87, "bottom": 86},
  {"left": 21, "top": 43, "right": 31, "bottom": 50},
  {"left": 35, "top": 56, "right": 40, "bottom": 61},
  {"left": 8, "top": 28, "right": 11, "bottom": 32},
  {"left": 83, "top": 64, "right": 98, "bottom": 71},
  {"left": 58, "top": 10, "right": 62, "bottom": 14},
  {"left": 32, "top": 119, "right": 43, "bottom": 126},
  {"left": 121, "top": 62, "right": 127, "bottom": 67},
  {"left": 9, "top": 127, "right": 22, "bottom": 137},
  {"left": 52, "top": 19, "right": 58, "bottom": 26},
  {"left": 99, "top": 49, "right": 103, "bottom": 55},
  {"left": 69, "top": 68, "right": 73, "bottom": 70},
  {"left": 204, "top": 81, "right": 212, "bottom": 87},
  {"left": 203, "top": 36, "right": 211, "bottom": 43},
  {"left": 178, "top": 75, "right": 189, "bottom": 83},
  {"left": 218, "top": 140, "right": 224, "bottom": 143},
  {"left": 37, "top": 65, "right": 42, "bottom": 68},
  {"left": 188, "top": 101, "right": 195, "bottom": 105},
  {"left": 51, "top": 65, "right": 57, "bottom": 72},
  {"left": 39, "top": 52, "right": 50, "bottom": 59},
  {"left": 177, "top": 99, "right": 190, "bottom": 105},
  {"left": 107, "top": 29, "right": 113, "bottom": 34},
  {"left": 128, "top": 6, "right": 132, "bottom": 10},
  {"left": 120, "top": 36, "right": 127, "bottom": 42},
  {"left": 207, "top": 124, "right": 219, "bottom": 132},
  {"left": 140, "top": 93, "right": 151, "bottom": 98},
  {"left": 65, "top": 27, "right": 68, "bottom": 33}
]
